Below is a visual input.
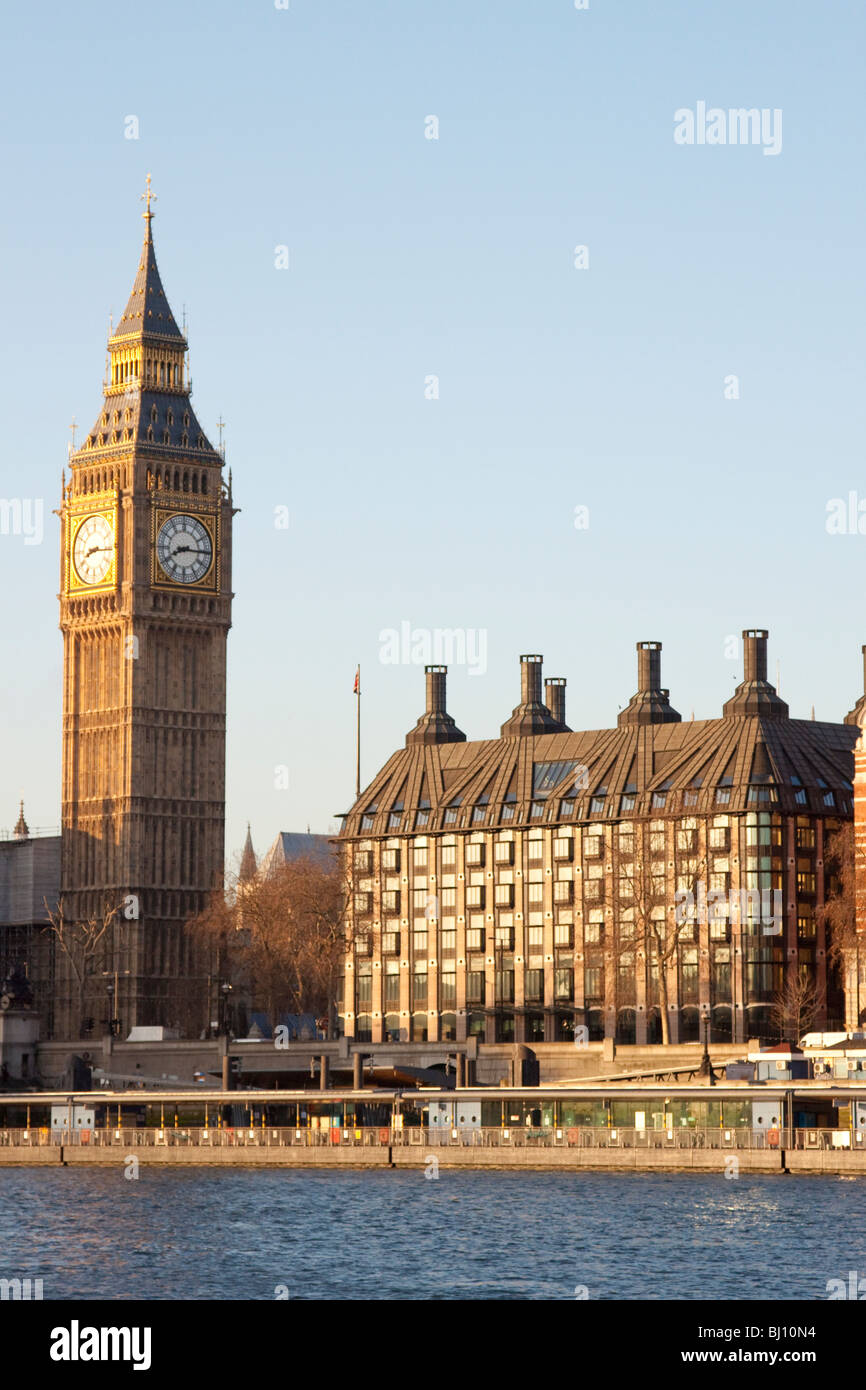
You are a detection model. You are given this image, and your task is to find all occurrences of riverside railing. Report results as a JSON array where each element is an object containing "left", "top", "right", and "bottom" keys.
[{"left": 0, "top": 1125, "right": 862, "bottom": 1150}]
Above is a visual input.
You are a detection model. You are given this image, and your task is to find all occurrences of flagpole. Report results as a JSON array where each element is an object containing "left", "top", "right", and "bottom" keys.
[{"left": 355, "top": 666, "right": 361, "bottom": 801}]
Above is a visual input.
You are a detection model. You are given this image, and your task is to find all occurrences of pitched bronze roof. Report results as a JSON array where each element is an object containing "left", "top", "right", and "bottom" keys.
[{"left": 343, "top": 633, "right": 860, "bottom": 837}]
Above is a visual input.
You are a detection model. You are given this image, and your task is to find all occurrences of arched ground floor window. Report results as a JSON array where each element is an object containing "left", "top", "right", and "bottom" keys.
[
  {"left": 711, "top": 1004, "right": 732, "bottom": 1042},
  {"left": 616, "top": 1008, "right": 636, "bottom": 1045}
]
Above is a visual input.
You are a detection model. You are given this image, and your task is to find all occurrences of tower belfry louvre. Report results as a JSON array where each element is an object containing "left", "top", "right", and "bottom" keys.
[{"left": 58, "top": 178, "right": 233, "bottom": 1035}]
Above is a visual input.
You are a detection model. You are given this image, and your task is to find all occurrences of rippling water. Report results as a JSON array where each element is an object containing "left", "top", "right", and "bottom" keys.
[{"left": 1, "top": 1169, "right": 864, "bottom": 1300}]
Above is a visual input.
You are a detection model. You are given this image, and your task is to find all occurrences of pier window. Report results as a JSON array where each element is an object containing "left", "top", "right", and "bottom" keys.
[
  {"left": 679, "top": 946, "right": 699, "bottom": 1003},
  {"left": 466, "top": 971, "right": 485, "bottom": 1004},
  {"left": 554, "top": 966, "right": 573, "bottom": 1000},
  {"left": 525, "top": 969, "right": 543, "bottom": 1002},
  {"left": 384, "top": 964, "right": 400, "bottom": 1006}
]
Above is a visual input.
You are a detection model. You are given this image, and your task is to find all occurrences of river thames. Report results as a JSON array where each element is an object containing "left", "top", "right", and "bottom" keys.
[{"left": 2, "top": 1169, "right": 864, "bottom": 1300}]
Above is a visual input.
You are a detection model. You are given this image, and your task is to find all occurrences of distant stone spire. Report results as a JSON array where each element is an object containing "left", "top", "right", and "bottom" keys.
[
  {"left": 239, "top": 823, "right": 257, "bottom": 883},
  {"left": 13, "top": 800, "right": 29, "bottom": 840}
]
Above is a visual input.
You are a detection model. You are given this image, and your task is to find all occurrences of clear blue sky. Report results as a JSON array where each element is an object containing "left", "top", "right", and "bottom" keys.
[{"left": 1, "top": 0, "right": 864, "bottom": 866}]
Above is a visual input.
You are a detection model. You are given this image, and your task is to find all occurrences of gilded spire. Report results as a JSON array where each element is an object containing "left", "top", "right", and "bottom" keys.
[
  {"left": 71, "top": 187, "right": 221, "bottom": 464},
  {"left": 141, "top": 172, "right": 157, "bottom": 236},
  {"left": 110, "top": 176, "right": 184, "bottom": 345}
]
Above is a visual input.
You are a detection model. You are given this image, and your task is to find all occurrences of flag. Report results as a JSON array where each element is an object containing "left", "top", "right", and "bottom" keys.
[{"left": 353, "top": 666, "right": 360, "bottom": 694}]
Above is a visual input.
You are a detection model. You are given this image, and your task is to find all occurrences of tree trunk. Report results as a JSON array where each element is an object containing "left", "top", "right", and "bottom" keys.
[{"left": 657, "top": 945, "right": 671, "bottom": 1046}]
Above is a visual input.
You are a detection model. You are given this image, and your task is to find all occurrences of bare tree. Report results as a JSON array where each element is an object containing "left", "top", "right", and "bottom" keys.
[
  {"left": 770, "top": 971, "right": 823, "bottom": 1043},
  {"left": 43, "top": 896, "right": 124, "bottom": 1037},
  {"left": 821, "top": 823, "right": 857, "bottom": 968},
  {"left": 820, "top": 822, "right": 864, "bottom": 1027},
  {"left": 189, "top": 853, "right": 350, "bottom": 1038},
  {"left": 613, "top": 820, "right": 707, "bottom": 1045}
]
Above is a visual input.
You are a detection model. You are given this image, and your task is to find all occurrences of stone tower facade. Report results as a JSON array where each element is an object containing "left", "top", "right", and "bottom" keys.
[{"left": 58, "top": 181, "right": 233, "bottom": 1036}]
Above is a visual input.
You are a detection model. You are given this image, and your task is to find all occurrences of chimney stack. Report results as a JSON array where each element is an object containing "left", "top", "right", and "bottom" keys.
[
  {"left": 723, "top": 628, "right": 788, "bottom": 720},
  {"left": 521, "top": 654, "right": 543, "bottom": 705},
  {"left": 425, "top": 665, "right": 447, "bottom": 716},
  {"left": 501, "top": 654, "right": 568, "bottom": 736},
  {"left": 743, "top": 629, "right": 768, "bottom": 684},
  {"left": 618, "top": 641, "right": 681, "bottom": 726},
  {"left": 545, "top": 678, "right": 570, "bottom": 730},
  {"left": 405, "top": 665, "right": 466, "bottom": 746},
  {"left": 637, "top": 641, "right": 662, "bottom": 693}
]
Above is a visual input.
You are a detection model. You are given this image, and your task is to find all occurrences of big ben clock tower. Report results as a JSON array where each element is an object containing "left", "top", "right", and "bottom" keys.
[{"left": 59, "top": 178, "right": 233, "bottom": 1033}]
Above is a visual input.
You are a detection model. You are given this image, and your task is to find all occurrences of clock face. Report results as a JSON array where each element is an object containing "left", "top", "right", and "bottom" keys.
[
  {"left": 156, "top": 514, "right": 213, "bottom": 584},
  {"left": 73, "top": 513, "right": 115, "bottom": 585}
]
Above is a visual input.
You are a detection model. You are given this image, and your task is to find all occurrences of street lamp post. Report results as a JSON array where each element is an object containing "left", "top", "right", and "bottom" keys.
[
  {"left": 220, "top": 982, "right": 233, "bottom": 1038},
  {"left": 698, "top": 1005, "right": 714, "bottom": 1084},
  {"left": 101, "top": 968, "right": 130, "bottom": 1037}
]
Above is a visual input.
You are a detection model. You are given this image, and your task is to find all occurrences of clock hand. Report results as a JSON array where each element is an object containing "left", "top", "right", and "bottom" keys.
[{"left": 85, "top": 544, "right": 110, "bottom": 558}]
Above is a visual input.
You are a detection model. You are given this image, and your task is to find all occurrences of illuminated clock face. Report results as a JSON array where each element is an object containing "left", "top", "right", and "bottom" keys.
[
  {"left": 73, "top": 513, "right": 115, "bottom": 585},
  {"left": 156, "top": 514, "right": 213, "bottom": 584}
]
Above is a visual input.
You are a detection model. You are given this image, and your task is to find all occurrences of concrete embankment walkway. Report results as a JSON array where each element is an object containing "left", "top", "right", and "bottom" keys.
[{"left": 1, "top": 1146, "right": 865, "bottom": 1173}]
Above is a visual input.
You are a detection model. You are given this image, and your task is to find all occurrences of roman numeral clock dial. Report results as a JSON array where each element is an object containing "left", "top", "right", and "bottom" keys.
[
  {"left": 72, "top": 513, "right": 115, "bottom": 585},
  {"left": 155, "top": 514, "right": 214, "bottom": 585}
]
